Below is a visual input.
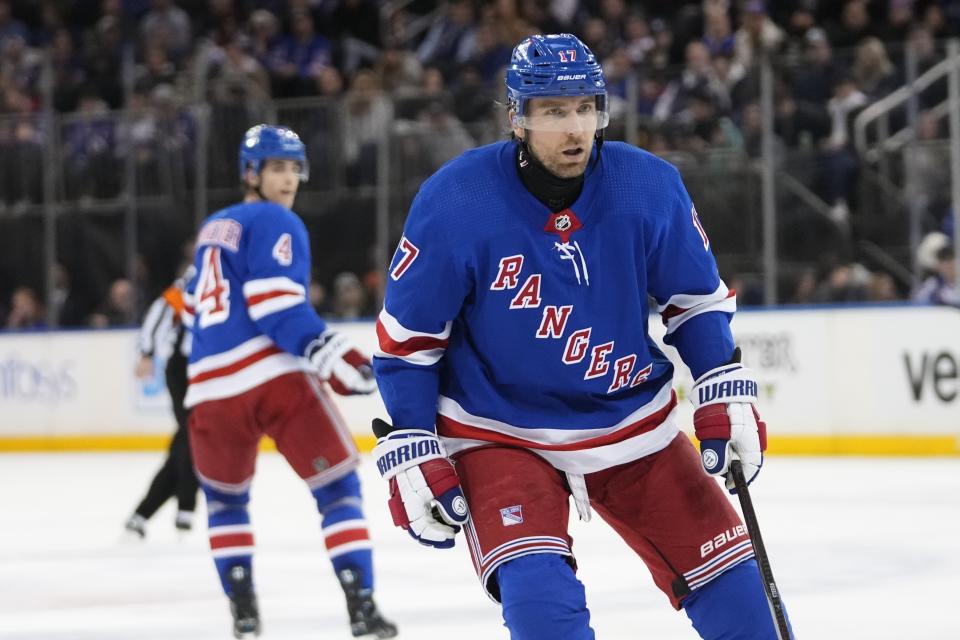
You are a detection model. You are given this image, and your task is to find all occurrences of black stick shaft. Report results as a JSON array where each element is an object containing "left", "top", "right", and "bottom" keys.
[{"left": 730, "top": 461, "right": 792, "bottom": 640}]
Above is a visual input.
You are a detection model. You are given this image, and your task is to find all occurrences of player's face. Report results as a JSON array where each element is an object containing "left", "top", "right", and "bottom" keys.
[
  {"left": 253, "top": 159, "right": 302, "bottom": 208},
  {"left": 512, "top": 95, "right": 597, "bottom": 179}
]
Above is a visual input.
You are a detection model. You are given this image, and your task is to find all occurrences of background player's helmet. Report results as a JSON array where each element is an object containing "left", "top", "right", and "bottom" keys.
[
  {"left": 505, "top": 34, "right": 609, "bottom": 134},
  {"left": 238, "top": 124, "right": 309, "bottom": 182}
]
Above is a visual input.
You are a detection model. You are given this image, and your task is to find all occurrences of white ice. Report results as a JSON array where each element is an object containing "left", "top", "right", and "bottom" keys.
[{"left": 1, "top": 453, "right": 958, "bottom": 639}]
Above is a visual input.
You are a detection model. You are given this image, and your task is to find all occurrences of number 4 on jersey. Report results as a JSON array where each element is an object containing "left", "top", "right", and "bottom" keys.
[
  {"left": 272, "top": 233, "right": 293, "bottom": 266},
  {"left": 196, "top": 247, "right": 231, "bottom": 327}
]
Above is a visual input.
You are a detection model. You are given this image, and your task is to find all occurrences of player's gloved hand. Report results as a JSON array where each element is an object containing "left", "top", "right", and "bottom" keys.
[
  {"left": 690, "top": 348, "right": 767, "bottom": 493},
  {"left": 371, "top": 418, "right": 469, "bottom": 549},
  {"left": 305, "top": 330, "right": 377, "bottom": 396}
]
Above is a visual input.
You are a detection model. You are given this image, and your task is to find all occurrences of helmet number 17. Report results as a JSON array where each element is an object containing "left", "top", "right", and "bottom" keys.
[{"left": 557, "top": 49, "right": 577, "bottom": 62}]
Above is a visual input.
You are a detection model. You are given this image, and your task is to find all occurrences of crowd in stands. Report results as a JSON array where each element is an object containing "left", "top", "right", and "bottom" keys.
[{"left": 2, "top": 0, "right": 960, "bottom": 328}]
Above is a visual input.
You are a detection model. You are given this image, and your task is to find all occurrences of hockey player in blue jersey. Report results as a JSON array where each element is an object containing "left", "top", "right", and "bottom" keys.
[
  {"left": 371, "top": 34, "right": 793, "bottom": 639},
  {"left": 183, "top": 125, "right": 397, "bottom": 639}
]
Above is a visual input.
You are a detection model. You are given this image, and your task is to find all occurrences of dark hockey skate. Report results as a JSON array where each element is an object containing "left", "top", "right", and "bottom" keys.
[
  {"left": 226, "top": 565, "right": 261, "bottom": 639},
  {"left": 336, "top": 568, "right": 398, "bottom": 638}
]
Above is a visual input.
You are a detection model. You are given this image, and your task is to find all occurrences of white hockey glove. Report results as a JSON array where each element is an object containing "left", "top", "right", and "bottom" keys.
[
  {"left": 372, "top": 418, "right": 470, "bottom": 549},
  {"left": 305, "top": 331, "right": 377, "bottom": 395},
  {"left": 691, "top": 348, "right": 767, "bottom": 493}
]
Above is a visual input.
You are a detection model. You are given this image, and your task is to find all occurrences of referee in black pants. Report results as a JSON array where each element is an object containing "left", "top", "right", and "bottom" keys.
[{"left": 125, "top": 270, "right": 200, "bottom": 537}]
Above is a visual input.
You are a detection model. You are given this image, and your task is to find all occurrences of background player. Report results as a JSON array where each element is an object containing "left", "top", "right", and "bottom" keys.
[
  {"left": 371, "top": 34, "right": 792, "bottom": 639},
  {"left": 124, "top": 266, "right": 199, "bottom": 538},
  {"left": 183, "top": 125, "right": 397, "bottom": 639}
]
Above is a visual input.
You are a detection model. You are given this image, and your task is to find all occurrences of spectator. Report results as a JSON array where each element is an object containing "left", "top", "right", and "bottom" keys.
[
  {"left": 866, "top": 271, "right": 900, "bottom": 302},
  {"left": 89, "top": 278, "right": 136, "bottom": 327},
  {"left": 343, "top": 69, "right": 391, "bottom": 186},
  {"left": 1, "top": 32, "right": 43, "bottom": 98},
  {"left": 310, "top": 280, "right": 333, "bottom": 316},
  {"left": 62, "top": 91, "right": 120, "bottom": 199},
  {"left": 789, "top": 268, "right": 818, "bottom": 304},
  {"left": 49, "top": 263, "right": 86, "bottom": 327},
  {"left": 207, "top": 36, "right": 270, "bottom": 105},
  {"left": 83, "top": 15, "right": 126, "bottom": 108},
  {"left": 730, "top": 0, "right": 784, "bottom": 85},
  {"left": 654, "top": 40, "right": 730, "bottom": 121},
  {"left": 819, "top": 75, "right": 867, "bottom": 224},
  {"left": 814, "top": 262, "right": 870, "bottom": 302},
  {"left": 914, "top": 232, "right": 960, "bottom": 307},
  {"left": 580, "top": 16, "right": 616, "bottom": 62},
  {"left": 452, "top": 65, "right": 494, "bottom": 124},
  {"left": 877, "top": 0, "right": 915, "bottom": 44},
  {"left": 135, "top": 44, "right": 178, "bottom": 94},
  {"left": 462, "top": 19, "right": 513, "bottom": 83},
  {"left": 375, "top": 42, "right": 423, "bottom": 94},
  {"left": 315, "top": 65, "right": 344, "bottom": 98},
  {"left": 247, "top": 9, "right": 279, "bottom": 69},
  {"left": 49, "top": 28, "right": 86, "bottom": 112},
  {"left": 851, "top": 37, "right": 897, "bottom": 101},
  {"left": 5, "top": 286, "right": 45, "bottom": 329},
  {"left": 826, "top": 0, "right": 874, "bottom": 51},
  {"left": 140, "top": 0, "right": 192, "bottom": 61},
  {"left": 417, "top": 99, "right": 475, "bottom": 172},
  {"left": 0, "top": 90, "right": 43, "bottom": 206},
  {"left": 417, "top": 0, "right": 477, "bottom": 73},
  {"left": 623, "top": 12, "right": 655, "bottom": 65},
  {"left": 702, "top": 4, "right": 735, "bottom": 58},
  {"left": 489, "top": 0, "right": 536, "bottom": 50},
  {"left": 913, "top": 110, "right": 951, "bottom": 219},
  {"left": 331, "top": 271, "right": 370, "bottom": 319},
  {"left": 786, "top": 27, "right": 836, "bottom": 146},
  {"left": 741, "top": 101, "right": 784, "bottom": 160},
  {"left": 914, "top": 245, "right": 959, "bottom": 307},
  {"left": 0, "top": 1, "right": 27, "bottom": 51},
  {"left": 910, "top": 25, "right": 946, "bottom": 109},
  {"left": 266, "top": 9, "right": 332, "bottom": 97},
  {"left": 922, "top": 2, "right": 948, "bottom": 39}
]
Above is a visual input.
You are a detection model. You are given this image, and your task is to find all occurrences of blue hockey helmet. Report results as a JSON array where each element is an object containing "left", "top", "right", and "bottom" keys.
[
  {"left": 505, "top": 34, "right": 609, "bottom": 132},
  {"left": 238, "top": 124, "right": 309, "bottom": 182}
]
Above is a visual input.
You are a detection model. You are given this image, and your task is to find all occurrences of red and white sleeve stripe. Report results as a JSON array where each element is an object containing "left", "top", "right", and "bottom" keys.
[
  {"left": 243, "top": 276, "right": 306, "bottom": 321},
  {"left": 375, "top": 308, "right": 451, "bottom": 366},
  {"left": 657, "top": 282, "right": 736, "bottom": 335}
]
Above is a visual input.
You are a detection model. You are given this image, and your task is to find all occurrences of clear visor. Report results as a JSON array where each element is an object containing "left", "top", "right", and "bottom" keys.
[
  {"left": 513, "top": 102, "right": 610, "bottom": 132},
  {"left": 295, "top": 161, "right": 309, "bottom": 182}
]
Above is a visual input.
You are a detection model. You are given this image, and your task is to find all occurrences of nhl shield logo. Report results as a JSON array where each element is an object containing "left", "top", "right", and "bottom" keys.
[
  {"left": 500, "top": 505, "right": 523, "bottom": 526},
  {"left": 554, "top": 214, "right": 572, "bottom": 232}
]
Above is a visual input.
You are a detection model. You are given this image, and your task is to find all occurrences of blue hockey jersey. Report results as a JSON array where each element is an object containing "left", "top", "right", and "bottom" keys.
[
  {"left": 373, "top": 141, "right": 736, "bottom": 474},
  {"left": 182, "top": 200, "right": 326, "bottom": 408}
]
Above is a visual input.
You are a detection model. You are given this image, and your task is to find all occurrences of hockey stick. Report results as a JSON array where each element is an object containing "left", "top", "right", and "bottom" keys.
[{"left": 730, "top": 460, "right": 792, "bottom": 640}]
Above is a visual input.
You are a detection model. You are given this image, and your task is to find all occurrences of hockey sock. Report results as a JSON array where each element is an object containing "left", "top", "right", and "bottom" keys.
[
  {"left": 497, "top": 553, "right": 595, "bottom": 640},
  {"left": 201, "top": 483, "right": 254, "bottom": 596},
  {"left": 682, "top": 559, "right": 794, "bottom": 639},
  {"left": 312, "top": 471, "right": 374, "bottom": 590}
]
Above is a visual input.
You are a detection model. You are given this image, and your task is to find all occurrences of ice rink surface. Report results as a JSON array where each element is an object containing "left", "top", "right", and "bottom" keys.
[{"left": 2, "top": 452, "right": 958, "bottom": 640}]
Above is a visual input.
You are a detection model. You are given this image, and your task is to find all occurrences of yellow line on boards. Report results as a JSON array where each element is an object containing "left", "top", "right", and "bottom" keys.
[
  {"left": 766, "top": 435, "right": 960, "bottom": 456},
  {"left": 0, "top": 434, "right": 955, "bottom": 456}
]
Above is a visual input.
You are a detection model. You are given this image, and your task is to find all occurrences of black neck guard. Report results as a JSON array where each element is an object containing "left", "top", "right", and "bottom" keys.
[{"left": 515, "top": 140, "right": 585, "bottom": 213}]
